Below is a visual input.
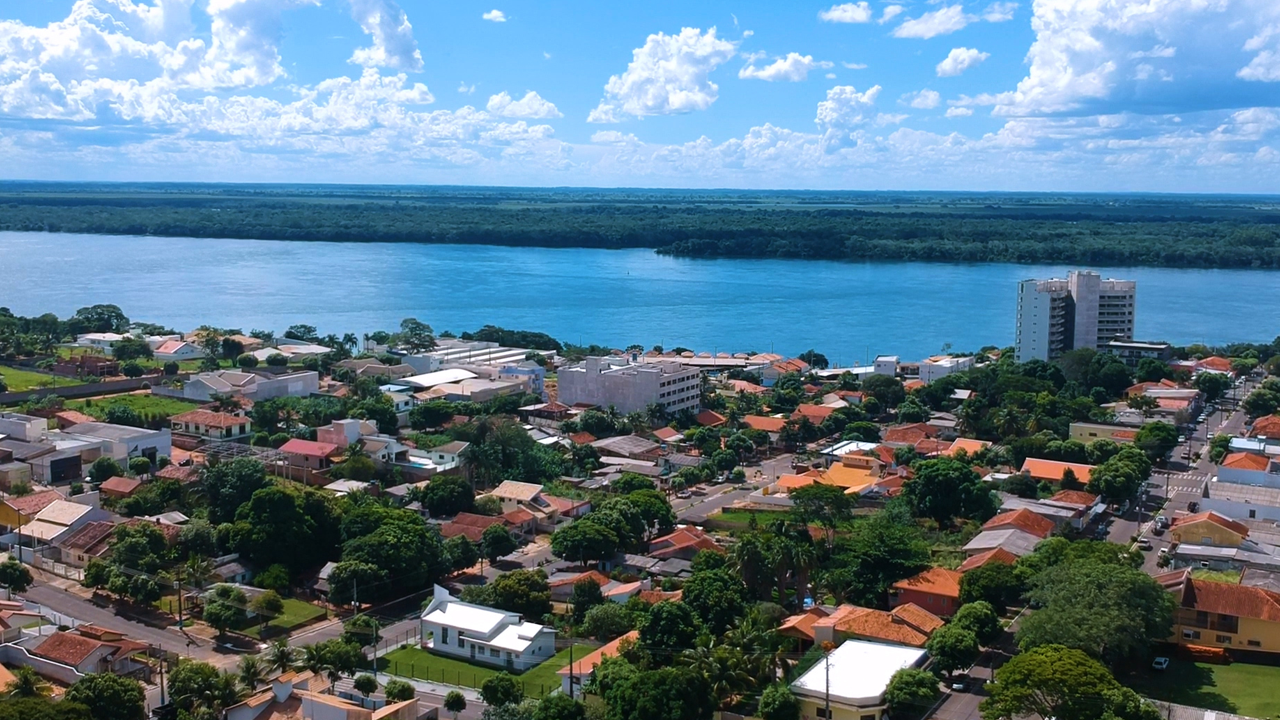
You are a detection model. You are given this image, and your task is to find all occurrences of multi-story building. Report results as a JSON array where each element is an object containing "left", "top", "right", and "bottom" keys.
[
  {"left": 1101, "top": 340, "right": 1173, "bottom": 367},
  {"left": 1015, "top": 271, "right": 1136, "bottom": 362},
  {"left": 557, "top": 357, "right": 700, "bottom": 415}
]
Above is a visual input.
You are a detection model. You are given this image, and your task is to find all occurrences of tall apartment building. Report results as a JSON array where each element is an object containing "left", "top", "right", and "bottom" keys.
[
  {"left": 1015, "top": 271, "right": 1136, "bottom": 362},
  {"left": 557, "top": 357, "right": 701, "bottom": 415}
]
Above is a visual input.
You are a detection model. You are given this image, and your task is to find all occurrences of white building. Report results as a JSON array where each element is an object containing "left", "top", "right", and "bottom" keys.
[
  {"left": 1016, "top": 271, "right": 1136, "bottom": 362},
  {"left": 918, "top": 356, "right": 974, "bottom": 384},
  {"left": 558, "top": 357, "right": 700, "bottom": 415},
  {"left": 73, "top": 333, "right": 128, "bottom": 353},
  {"left": 153, "top": 340, "right": 206, "bottom": 362},
  {"left": 874, "top": 355, "right": 899, "bottom": 377},
  {"left": 420, "top": 585, "right": 556, "bottom": 671},
  {"left": 790, "top": 639, "right": 927, "bottom": 720},
  {"left": 403, "top": 339, "right": 556, "bottom": 372},
  {"left": 1199, "top": 482, "right": 1280, "bottom": 524},
  {"left": 63, "top": 422, "right": 171, "bottom": 464},
  {"left": 166, "top": 369, "right": 320, "bottom": 401}
]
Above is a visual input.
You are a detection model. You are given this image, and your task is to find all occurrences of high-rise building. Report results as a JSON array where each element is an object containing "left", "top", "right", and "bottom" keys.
[{"left": 1015, "top": 271, "right": 1136, "bottom": 362}]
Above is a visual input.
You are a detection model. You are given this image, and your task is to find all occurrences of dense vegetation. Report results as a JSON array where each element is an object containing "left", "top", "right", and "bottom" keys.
[{"left": 2, "top": 184, "right": 1280, "bottom": 268}]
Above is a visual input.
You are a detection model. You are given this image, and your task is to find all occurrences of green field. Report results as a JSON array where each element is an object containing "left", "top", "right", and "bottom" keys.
[
  {"left": 381, "top": 643, "right": 595, "bottom": 698},
  {"left": 69, "top": 393, "right": 200, "bottom": 419},
  {"left": 0, "top": 366, "right": 83, "bottom": 392},
  {"left": 239, "top": 599, "right": 327, "bottom": 639},
  {"left": 1126, "top": 659, "right": 1280, "bottom": 718}
]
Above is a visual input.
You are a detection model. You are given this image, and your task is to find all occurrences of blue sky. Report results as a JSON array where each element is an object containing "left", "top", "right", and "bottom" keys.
[{"left": 1, "top": 0, "right": 1279, "bottom": 191}]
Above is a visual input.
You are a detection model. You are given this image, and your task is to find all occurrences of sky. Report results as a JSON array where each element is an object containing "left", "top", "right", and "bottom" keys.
[{"left": 2, "top": 0, "right": 1280, "bottom": 192}]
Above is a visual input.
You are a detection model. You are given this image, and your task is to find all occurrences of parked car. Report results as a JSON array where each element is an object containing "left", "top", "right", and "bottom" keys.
[
  {"left": 1152, "top": 657, "right": 1170, "bottom": 671},
  {"left": 1188, "top": 501, "right": 1199, "bottom": 513},
  {"left": 1156, "top": 516, "right": 1171, "bottom": 529},
  {"left": 1137, "top": 539, "right": 1153, "bottom": 550},
  {"left": 1158, "top": 547, "right": 1169, "bottom": 558},
  {"left": 950, "top": 675, "right": 971, "bottom": 692},
  {"left": 675, "top": 490, "right": 692, "bottom": 499}
]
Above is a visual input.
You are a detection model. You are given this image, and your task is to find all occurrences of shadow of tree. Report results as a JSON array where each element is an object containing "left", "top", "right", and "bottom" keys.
[{"left": 1124, "top": 662, "right": 1238, "bottom": 714}]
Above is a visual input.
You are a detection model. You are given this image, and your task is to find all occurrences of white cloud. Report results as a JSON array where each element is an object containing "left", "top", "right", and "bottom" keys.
[
  {"left": 936, "top": 47, "right": 990, "bottom": 77},
  {"left": 879, "top": 5, "right": 905, "bottom": 24},
  {"left": 347, "top": 0, "right": 423, "bottom": 72},
  {"left": 818, "top": 3, "right": 873, "bottom": 24},
  {"left": 842, "top": 62, "right": 868, "bottom": 70},
  {"left": 876, "top": 113, "right": 909, "bottom": 125},
  {"left": 591, "top": 130, "right": 639, "bottom": 144},
  {"left": 482, "top": 9, "right": 506, "bottom": 22},
  {"left": 826, "top": 72, "right": 837, "bottom": 79},
  {"left": 588, "top": 27, "right": 738, "bottom": 123},
  {"left": 945, "top": 106, "right": 974, "bottom": 117},
  {"left": 892, "top": 5, "right": 973, "bottom": 39},
  {"left": 458, "top": 82, "right": 475, "bottom": 94},
  {"left": 739, "top": 53, "right": 833, "bottom": 82},
  {"left": 903, "top": 89, "right": 941, "bottom": 109},
  {"left": 815, "top": 84, "right": 881, "bottom": 129},
  {"left": 487, "top": 90, "right": 563, "bottom": 119},
  {"left": 982, "top": 2, "right": 1018, "bottom": 22}
]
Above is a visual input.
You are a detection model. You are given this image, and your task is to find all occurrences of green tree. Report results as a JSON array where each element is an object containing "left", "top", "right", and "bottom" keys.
[
  {"left": 533, "top": 693, "right": 586, "bottom": 720},
  {"left": 570, "top": 577, "right": 604, "bottom": 623},
  {"left": 1133, "top": 421, "right": 1179, "bottom": 461},
  {"left": 202, "top": 458, "right": 270, "bottom": 524},
  {"left": 550, "top": 519, "right": 619, "bottom": 565},
  {"left": 409, "top": 401, "right": 457, "bottom": 430},
  {"left": 639, "top": 601, "right": 699, "bottom": 656},
  {"left": 980, "top": 645, "right": 1159, "bottom": 720},
  {"left": 481, "top": 523, "right": 518, "bottom": 566},
  {"left": 581, "top": 602, "right": 634, "bottom": 640},
  {"left": 423, "top": 474, "right": 475, "bottom": 517},
  {"left": 0, "top": 560, "right": 32, "bottom": 593},
  {"left": 959, "top": 562, "right": 1023, "bottom": 614},
  {"left": 1243, "top": 388, "right": 1280, "bottom": 418},
  {"left": 204, "top": 584, "right": 248, "bottom": 638},
  {"left": 681, "top": 569, "right": 748, "bottom": 636},
  {"left": 237, "top": 353, "right": 259, "bottom": 369},
  {"left": 861, "top": 374, "right": 906, "bottom": 408},
  {"left": 446, "top": 535, "right": 480, "bottom": 572},
  {"left": 0, "top": 697, "right": 91, "bottom": 720},
  {"left": 250, "top": 590, "right": 285, "bottom": 629},
  {"left": 119, "top": 362, "right": 145, "bottom": 379},
  {"left": 74, "top": 304, "right": 129, "bottom": 333},
  {"left": 88, "top": 456, "right": 124, "bottom": 484},
  {"left": 624, "top": 489, "right": 676, "bottom": 538},
  {"left": 884, "top": 668, "right": 941, "bottom": 717},
  {"left": 111, "top": 337, "right": 153, "bottom": 361},
  {"left": 384, "top": 679, "right": 416, "bottom": 703},
  {"left": 953, "top": 601, "right": 1003, "bottom": 646},
  {"left": 397, "top": 318, "right": 437, "bottom": 353},
  {"left": 901, "top": 458, "right": 998, "bottom": 526},
  {"left": 341, "top": 613, "right": 382, "bottom": 647},
  {"left": 481, "top": 672, "right": 523, "bottom": 707},
  {"left": 353, "top": 674, "right": 378, "bottom": 698},
  {"left": 926, "top": 624, "right": 980, "bottom": 678},
  {"left": 603, "top": 667, "right": 715, "bottom": 720},
  {"left": 266, "top": 639, "right": 296, "bottom": 675},
  {"left": 758, "top": 683, "right": 801, "bottom": 720},
  {"left": 236, "top": 656, "right": 266, "bottom": 693},
  {"left": 265, "top": 352, "right": 289, "bottom": 367},
  {"left": 254, "top": 564, "right": 292, "bottom": 594},
  {"left": 790, "top": 482, "right": 854, "bottom": 542},
  {"left": 487, "top": 569, "right": 552, "bottom": 618},
  {"left": 6, "top": 666, "right": 47, "bottom": 698},
  {"left": 1194, "top": 371, "right": 1232, "bottom": 402},
  {"left": 444, "top": 689, "right": 468, "bottom": 719}
]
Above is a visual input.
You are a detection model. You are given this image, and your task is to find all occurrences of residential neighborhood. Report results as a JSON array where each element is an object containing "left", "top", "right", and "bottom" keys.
[{"left": 0, "top": 302, "right": 1279, "bottom": 720}]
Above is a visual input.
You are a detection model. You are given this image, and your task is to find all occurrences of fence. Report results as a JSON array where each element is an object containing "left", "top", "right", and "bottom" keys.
[
  {"left": 374, "top": 627, "right": 422, "bottom": 656},
  {"left": 380, "top": 658, "right": 563, "bottom": 699},
  {"left": 0, "top": 373, "right": 176, "bottom": 406}
]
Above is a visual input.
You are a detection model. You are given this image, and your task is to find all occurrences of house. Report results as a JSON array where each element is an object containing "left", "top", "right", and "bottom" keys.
[
  {"left": 1170, "top": 512, "right": 1250, "bottom": 548},
  {"left": 74, "top": 333, "right": 128, "bottom": 353},
  {"left": 761, "top": 358, "right": 810, "bottom": 386},
  {"left": 590, "top": 435, "right": 661, "bottom": 461},
  {"left": 1069, "top": 422, "right": 1138, "bottom": 445},
  {"left": 424, "top": 441, "right": 470, "bottom": 471},
  {"left": 439, "top": 513, "right": 512, "bottom": 543},
  {"left": 1019, "top": 458, "right": 1095, "bottom": 485},
  {"left": 958, "top": 547, "right": 1019, "bottom": 573},
  {"left": 155, "top": 463, "right": 201, "bottom": 485},
  {"left": 652, "top": 427, "right": 684, "bottom": 445},
  {"left": 21, "top": 500, "right": 110, "bottom": 545},
  {"left": 334, "top": 358, "right": 416, "bottom": 380},
  {"left": 962, "top": 528, "right": 1044, "bottom": 558},
  {"left": 558, "top": 630, "right": 639, "bottom": 696},
  {"left": 882, "top": 423, "right": 938, "bottom": 445},
  {"left": 487, "top": 481, "right": 546, "bottom": 513},
  {"left": 225, "top": 669, "right": 418, "bottom": 720},
  {"left": 694, "top": 410, "right": 727, "bottom": 428},
  {"left": 810, "top": 603, "right": 944, "bottom": 648},
  {"left": 99, "top": 476, "right": 143, "bottom": 499},
  {"left": 171, "top": 369, "right": 320, "bottom": 401},
  {"left": 153, "top": 340, "right": 205, "bottom": 362},
  {"left": 997, "top": 495, "right": 1087, "bottom": 529},
  {"left": 1218, "top": 452, "right": 1280, "bottom": 489},
  {"left": 890, "top": 567, "right": 963, "bottom": 617},
  {"left": 1165, "top": 570, "right": 1280, "bottom": 655},
  {"left": 316, "top": 419, "right": 378, "bottom": 448},
  {"left": 1249, "top": 415, "right": 1280, "bottom": 439},
  {"left": 944, "top": 438, "right": 991, "bottom": 457},
  {"left": 63, "top": 422, "right": 171, "bottom": 464},
  {"left": 420, "top": 585, "right": 556, "bottom": 671},
  {"left": 52, "top": 410, "right": 97, "bottom": 431},
  {"left": 777, "top": 607, "right": 832, "bottom": 649},
  {"left": 170, "top": 410, "right": 252, "bottom": 442},
  {"left": 1199, "top": 482, "right": 1280, "bottom": 524},
  {"left": 0, "top": 490, "right": 62, "bottom": 532},
  {"left": 727, "top": 379, "right": 768, "bottom": 395},
  {"left": 790, "top": 639, "right": 928, "bottom": 720},
  {"left": 30, "top": 625, "right": 149, "bottom": 676},
  {"left": 919, "top": 356, "right": 974, "bottom": 384},
  {"left": 791, "top": 404, "right": 836, "bottom": 425},
  {"left": 279, "top": 439, "right": 340, "bottom": 471},
  {"left": 58, "top": 520, "right": 117, "bottom": 567},
  {"left": 648, "top": 527, "right": 723, "bottom": 561},
  {"left": 981, "top": 508, "right": 1056, "bottom": 539}
]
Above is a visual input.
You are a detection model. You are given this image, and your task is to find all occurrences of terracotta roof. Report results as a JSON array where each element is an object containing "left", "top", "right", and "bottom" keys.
[
  {"left": 1197, "top": 356, "right": 1234, "bottom": 373},
  {"left": 1048, "top": 490, "right": 1099, "bottom": 507},
  {"left": 1019, "top": 458, "right": 1095, "bottom": 483},
  {"left": 652, "top": 427, "right": 683, "bottom": 443},
  {"left": 946, "top": 438, "right": 991, "bottom": 456},
  {"left": 559, "top": 631, "right": 639, "bottom": 678},
  {"left": 1171, "top": 511, "right": 1249, "bottom": 538},
  {"left": 568, "top": 432, "right": 597, "bottom": 445},
  {"left": 5, "top": 490, "right": 63, "bottom": 517},
  {"left": 278, "top": 438, "right": 340, "bottom": 458},
  {"left": 778, "top": 608, "right": 830, "bottom": 641},
  {"left": 958, "top": 547, "right": 1019, "bottom": 572},
  {"left": 695, "top": 410, "right": 728, "bottom": 428},
  {"left": 34, "top": 632, "right": 105, "bottom": 666},
  {"left": 54, "top": 410, "right": 96, "bottom": 426},
  {"left": 1249, "top": 415, "right": 1280, "bottom": 438},
  {"left": 903, "top": 379, "right": 926, "bottom": 391},
  {"left": 882, "top": 423, "right": 938, "bottom": 444},
  {"left": 545, "top": 495, "right": 588, "bottom": 514},
  {"left": 549, "top": 570, "right": 611, "bottom": 588},
  {"left": 100, "top": 476, "right": 142, "bottom": 496},
  {"left": 170, "top": 409, "right": 248, "bottom": 428},
  {"left": 648, "top": 527, "right": 724, "bottom": 559},
  {"left": 891, "top": 567, "right": 962, "bottom": 599},
  {"left": 635, "top": 589, "right": 682, "bottom": 604},
  {"left": 777, "top": 474, "right": 819, "bottom": 491},
  {"left": 792, "top": 404, "right": 836, "bottom": 423},
  {"left": 743, "top": 415, "right": 788, "bottom": 433},
  {"left": 59, "top": 521, "right": 116, "bottom": 553},
  {"left": 913, "top": 438, "right": 952, "bottom": 457},
  {"left": 440, "top": 512, "right": 507, "bottom": 542},
  {"left": 770, "top": 358, "right": 810, "bottom": 374},
  {"left": 982, "top": 509, "right": 1056, "bottom": 539},
  {"left": 813, "top": 603, "right": 944, "bottom": 647},
  {"left": 1221, "top": 452, "right": 1270, "bottom": 471},
  {"left": 155, "top": 464, "right": 201, "bottom": 484},
  {"left": 728, "top": 380, "right": 767, "bottom": 395},
  {"left": 502, "top": 507, "right": 536, "bottom": 525},
  {"left": 1183, "top": 578, "right": 1280, "bottom": 622}
]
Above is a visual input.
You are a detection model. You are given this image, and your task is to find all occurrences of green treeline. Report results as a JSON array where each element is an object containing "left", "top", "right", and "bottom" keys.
[{"left": 0, "top": 186, "right": 1278, "bottom": 268}]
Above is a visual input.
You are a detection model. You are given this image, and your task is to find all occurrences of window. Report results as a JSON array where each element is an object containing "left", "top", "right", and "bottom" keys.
[
  {"left": 860, "top": 716, "right": 876, "bottom": 720},
  {"left": 1216, "top": 635, "right": 1233, "bottom": 645},
  {"left": 1183, "top": 629, "right": 1201, "bottom": 640},
  {"left": 440, "top": 628, "right": 449, "bottom": 645},
  {"left": 490, "top": 648, "right": 500, "bottom": 658},
  {"left": 1249, "top": 509, "right": 1257, "bottom": 519},
  {"left": 457, "top": 633, "right": 465, "bottom": 648},
  {"left": 1248, "top": 640, "right": 1262, "bottom": 647},
  {"left": 815, "top": 709, "right": 830, "bottom": 719}
]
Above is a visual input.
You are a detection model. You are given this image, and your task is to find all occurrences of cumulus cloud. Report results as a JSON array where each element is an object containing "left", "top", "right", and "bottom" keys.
[
  {"left": 982, "top": 2, "right": 1018, "bottom": 22},
  {"left": 904, "top": 89, "right": 941, "bottom": 109},
  {"left": 486, "top": 90, "right": 563, "bottom": 118},
  {"left": 818, "top": 3, "right": 873, "bottom": 24},
  {"left": 937, "top": 47, "right": 990, "bottom": 77},
  {"left": 876, "top": 113, "right": 909, "bottom": 125},
  {"left": 588, "top": 27, "right": 738, "bottom": 123},
  {"left": 348, "top": 0, "right": 423, "bottom": 72},
  {"left": 879, "top": 5, "right": 905, "bottom": 24},
  {"left": 591, "top": 130, "right": 639, "bottom": 144},
  {"left": 842, "top": 61, "right": 868, "bottom": 70},
  {"left": 482, "top": 9, "right": 506, "bottom": 22},
  {"left": 893, "top": 5, "right": 973, "bottom": 39},
  {"left": 739, "top": 53, "right": 833, "bottom": 82},
  {"left": 458, "top": 82, "right": 475, "bottom": 94},
  {"left": 945, "top": 106, "right": 974, "bottom": 117},
  {"left": 816, "top": 84, "right": 881, "bottom": 129}
]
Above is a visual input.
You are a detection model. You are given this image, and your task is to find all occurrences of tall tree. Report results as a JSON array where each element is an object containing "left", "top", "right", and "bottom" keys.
[
  {"left": 981, "top": 645, "right": 1160, "bottom": 720},
  {"left": 901, "top": 458, "right": 998, "bottom": 526}
]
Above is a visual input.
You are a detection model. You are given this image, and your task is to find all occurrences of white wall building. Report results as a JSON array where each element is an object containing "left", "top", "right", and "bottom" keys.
[
  {"left": 558, "top": 357, "right": 700, "bottom": 415},
  {"left": 918, "top": 356, "right": 974, "bottom": 384},
  {"left": 1016, "top": 271, "right": 1136, "bottom": 362},
  {"left": 420, "top": 585, "right": 556, "bottom": 671},
  {"left": 789, "top": 639, "right": 927, "bottom": 720},
  {"left": 1199, "top": 482, "right": 1280, "bottom": 524}
]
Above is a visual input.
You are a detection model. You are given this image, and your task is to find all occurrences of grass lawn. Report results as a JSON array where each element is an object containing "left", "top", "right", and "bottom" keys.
[
  {"left": 239, "top": 599, "right": 327, "bottom": 639},
  {"left": 381, "top": 643, "right": 595, "bottom": 698},
  {"left": 704, "top": 507, "right": 785, "bottom": 531},
  {"left": 1125, "top": 659, "right": 1280, "bottom": 718},
  {"left": 68, "top": 393, "right": 200, "bottom": 419},
  {"left": 0, "top": 366, "right": 83, "bottom": 392}
]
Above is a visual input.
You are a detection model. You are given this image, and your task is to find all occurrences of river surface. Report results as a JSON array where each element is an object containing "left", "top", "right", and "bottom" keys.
[{"left": 1, "top": 232, "right": 1275, "bottom": 363}]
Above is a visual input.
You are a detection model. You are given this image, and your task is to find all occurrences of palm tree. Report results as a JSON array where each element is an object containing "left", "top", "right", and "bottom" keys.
[
  {"left": 342, "top": 333, "right": 359, "bottom": 353},
  {"left": 238, "top": 655, "right": 266, "bottom": 693},
  {"left": 6, "top": 666, "right": 46, "bottom": 698},
  {"left": 300, "top": 644, "right": 327, "bottom": 675},
  {"left": 680, "top": 638, "right": 753, "bottom": 709},
  {"left": 266, "top": 639, "right": 296, "bottom": 675},
  {"left": 196, "top": 672, "right": 242, "bottom": 718}
]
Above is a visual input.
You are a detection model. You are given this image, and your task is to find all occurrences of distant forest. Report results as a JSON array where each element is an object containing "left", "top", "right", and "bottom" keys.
[{"left": 1, "top": 183, "right": 1278, "bottom": 268}]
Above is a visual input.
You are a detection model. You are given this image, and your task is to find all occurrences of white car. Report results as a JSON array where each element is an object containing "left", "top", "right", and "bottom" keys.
[{"left": 1152, "top": 657, "right": 1170, "bottom": 671}]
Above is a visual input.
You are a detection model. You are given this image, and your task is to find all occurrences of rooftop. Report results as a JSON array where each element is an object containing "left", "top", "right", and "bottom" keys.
[
  {"left": 891, "top": 567, "right": 962, "bottom": 598},
  {"left": 278, "top": 438, "right": 340, "bottom": 458},
  {"left": 170, "top": 409, "right": 247, "bottom": 428},
  {"left": 64, "top": 422, "right": 158, "bottom": 441},
  {"left": 791, "top": 639, "right": 927, "bottom": 708},
  {"left": 1019, "top": 457, "right": 1095, "bottom": 483},
  {"left": 982, "top": 508, "right": 1056, "bottom": 539}
]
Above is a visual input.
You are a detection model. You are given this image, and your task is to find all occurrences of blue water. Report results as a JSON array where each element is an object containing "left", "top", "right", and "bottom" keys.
[{"left": 0, "top": 231, "right": 1275, "bottom": 363}]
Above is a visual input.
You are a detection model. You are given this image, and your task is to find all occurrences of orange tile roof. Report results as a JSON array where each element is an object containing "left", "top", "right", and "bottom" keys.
[
  {"left": 776, "top": 474, "right": 819, "bottom": 490},
  {"left": 54, "top": 410, "right": 96, "bottom": 426},
  {"left": 278, "top": 438, "right": 340, "bottom": 458},
  {"left": 1184, "top": 579, "right": 1280, "bottom": 622},
  {"left": 983, "top": 508, "right": 1056, "bottom": 539},
  {"left": 170, "top": 409, "right": 248, "bottom": 428},
  {"left": 946, "top": 438, "right": 991, "bottom": 456},
  {"left": 728, "top": 380, "right": 768, "bottom": 395},
  {"left": 1049, "top": 490, "right": 1099, "bottom": 507},
  {"left": 771, "top": 358, "right": 811, "bottom": 374},
  {"left": 792, "top": 404, "right": 836, "bottom": 422},
  {"left": 568, "top": 432, "right": 597, "bottom": 445},
  {"left": 549, "top": 570, "right": 611, "bottom": 588},
  {"left": 913, "top": 439, "right": 952, "bottom": 457},
  {"left": 155, "top": 464, "right": 201, "bottom": 484},
  {"left": 1222, "top": 452, "right": 1270, "bottom": 471},
  {"left": 1171, "top": 511, "right": 1249, "bottom": 539},
  {"left": 882, "top": 423, "right": 937, "bottom": 444},
  {"left": 1250, "top": 415, "right": 1280, "bottom": 438},
  {"left": 1197, "top": 356, "right": 1234, "bottom": 373},
  {"left": 903, "top": 379, "right": 926, "bottom": 391},
  {"left": 695, "top": 410, "right": 727, "bottom": 428},
  {"left": 5, "top": 490, "right": 63, "bottom": 517},
  {"left": 100, "top": 476, "right": 143, "bottom": 496},
  {"left": 652, "top": 427, "right": 683, "bottom": 442},
  {"left": 957, "top": 547, "right": 1018, "bottom": 572},
  {"left": 778, "top": 608, "right": 830, "bottom": 641},
  {"left": 635, "top": 589, "right": 682, "bottom": 604},
  {"left": 1019, "top": 458, "right": 1095, "bottom": 483},
  {"left": 743, "top": 415, "right": 788, "bottom": 433},
  {"left": 821, "top": 462, "right": 878, "bottom": 492},
  {"left": 891, "top": 567, "right": 962, "bottom": 600},
  {"left": 559, "top": 631, "right": 640, "bottom": 678},
  {"left": 813, "top": 603, "right": 944, "bottom": 648}
]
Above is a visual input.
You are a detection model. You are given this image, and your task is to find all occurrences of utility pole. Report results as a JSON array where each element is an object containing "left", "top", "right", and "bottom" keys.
[
  {"left": 824, "top": 649, "right": 831, "bottom": 720},
  {"left": 568, "top": 634, "right": 575, "bottom": 700}
]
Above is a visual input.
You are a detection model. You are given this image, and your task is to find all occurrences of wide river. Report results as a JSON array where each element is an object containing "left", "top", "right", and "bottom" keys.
[{"left": 1, "top": 232, "right": 1275, "bottom": 363}]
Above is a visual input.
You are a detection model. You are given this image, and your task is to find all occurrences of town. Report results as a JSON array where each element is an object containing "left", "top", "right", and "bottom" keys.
[{"left": 0, "top": 270, "right": 1277, "bottom": 720}]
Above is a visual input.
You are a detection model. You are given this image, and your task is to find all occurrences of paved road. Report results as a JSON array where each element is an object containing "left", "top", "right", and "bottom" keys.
[{"left": 675, "top": 484, "right": 754, "bottom": 524}]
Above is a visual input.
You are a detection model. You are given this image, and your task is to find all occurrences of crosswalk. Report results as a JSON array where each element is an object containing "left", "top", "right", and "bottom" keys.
[{"left": 1151, "top": 470, "right": 1211, "bottom": 495}]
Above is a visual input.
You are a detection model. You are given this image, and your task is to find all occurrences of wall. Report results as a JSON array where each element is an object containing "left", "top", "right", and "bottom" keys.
[
  {"left": 0, "top": 643, "right": 85, "bottom": 685},
  {"left": 0, "top": 376, "right": 175, "bottom": 406},
  {"left": 1170, "top": 521, "right": 1245, "bottom": 548},
  {"left": 1014, "top": 280, "right": 1051, "bottom": 363},
  {"left": 1218, "top": 466, "right": 1280, "bottom": 489},
  {"left": 797, "top": 696, "right": 885, "bottom": 720},
  {"left": 1175, "top": 615, "right": 1280, "bottom": 654},
  {"left": 1200, "top": 496, "right": 1280, "bottom": 524}
]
